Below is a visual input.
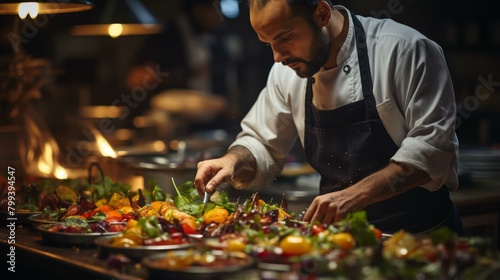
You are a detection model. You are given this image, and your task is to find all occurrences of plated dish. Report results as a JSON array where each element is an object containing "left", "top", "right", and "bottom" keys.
[
  {"left": 36, "top": 223, "right": 122, "bottom": 246},
  {"left": 95, "top": 235, "right": 193, "bottom": 260},
  {"left": 142, "top": 249, "right": 255, "bottom": 280},
  {"left": 28, "top": 213, "right": 61, "bottom": 225}
]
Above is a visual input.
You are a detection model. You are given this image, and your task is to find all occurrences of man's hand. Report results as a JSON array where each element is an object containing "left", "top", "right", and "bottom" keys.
[
  {"left": 303, "top": 161, "right": 432, "bottom": 225},
  {"left": 303, "top": 186, "right": 366, "bottom": 224},
  {"left": 194, "top": 155, "right": 238, "bottom": 197},
  {"left": 194, "top": 145, "right": 257, "bottom": 198}
]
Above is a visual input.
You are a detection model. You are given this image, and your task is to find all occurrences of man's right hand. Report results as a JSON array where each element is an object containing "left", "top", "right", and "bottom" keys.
[{"left": 194, "top": 145, "right": 257, "bottom": 198}]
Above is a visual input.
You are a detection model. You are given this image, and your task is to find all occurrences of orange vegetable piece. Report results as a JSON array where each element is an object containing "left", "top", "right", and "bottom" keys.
[
  {"left": 203, "top": 206, "right": 229, "bottom": 224},
  {"left": 89, "top": 205, "right": 114, "bottom": 217},
  {"left": 105, "top": 210, "right": 123, "bottom": 222}
]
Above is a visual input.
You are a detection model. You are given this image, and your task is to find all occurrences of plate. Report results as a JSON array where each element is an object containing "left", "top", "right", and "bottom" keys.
[
  {"left": 36, "top": 224, "right": 121, "bottom": 246},
  {"left": 142, "top": 250, "right": 255, "bottom": 280},
  {"left": 28, "top": 213, "right": 62, "bottom": 225},
  {"left": 0, "top": 211, "right": 41, "bottom": 225},
  {"left": 94, "top": 235, "right": 193, "bottom": 260}
]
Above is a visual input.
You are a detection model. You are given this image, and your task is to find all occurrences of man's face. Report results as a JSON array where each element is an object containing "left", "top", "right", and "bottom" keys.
[{"left": 250, "top": 1, "right": 331, "bottom": 78}]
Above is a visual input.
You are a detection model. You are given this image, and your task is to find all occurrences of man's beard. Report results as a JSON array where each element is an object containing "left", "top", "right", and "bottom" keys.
[{"left": 283, "top": 26, "right": 331, "bottom": 78}]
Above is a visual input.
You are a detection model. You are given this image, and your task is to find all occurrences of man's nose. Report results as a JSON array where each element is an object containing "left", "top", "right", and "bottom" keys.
[{"left": 271, "top": 46, "right": 287, "bottom": 63}]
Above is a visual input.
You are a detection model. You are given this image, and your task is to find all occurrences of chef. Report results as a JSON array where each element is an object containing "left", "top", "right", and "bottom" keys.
[{"left": 194, "top": 0, "right": 464, "bottom": 234}]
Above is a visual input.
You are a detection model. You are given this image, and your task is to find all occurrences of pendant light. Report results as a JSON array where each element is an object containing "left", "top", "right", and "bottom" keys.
[
  {"left": 0, "top": 0, "right": 93, "bottom": 19},
  {"left": 70, "top": 0, "right": 163, "bottom": 38}
]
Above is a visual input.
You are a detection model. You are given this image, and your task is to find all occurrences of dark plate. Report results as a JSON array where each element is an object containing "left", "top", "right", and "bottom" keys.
[
  {"left": 142, "top": 250, "right": 255, "bottom": 280},
  {"left": 36, "top": 224, "right": 121, "bottom": 246},
  {"left": 94, "top": 235, "right": 193, "bottom": 260},
  {"left": 28, "top": 213, "right": 62, "bottom": 225}
]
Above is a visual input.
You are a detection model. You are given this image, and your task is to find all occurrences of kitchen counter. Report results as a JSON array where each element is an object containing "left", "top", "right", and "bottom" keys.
[
  {"left": 451, "top": 184, "right": 500, "bottom": 250},
  {"left": 0, "top": 226, "right": 148, "bottom": 279}
]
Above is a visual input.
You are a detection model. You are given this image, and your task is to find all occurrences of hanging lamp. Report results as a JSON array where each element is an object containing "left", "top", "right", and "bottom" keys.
[
  {"left": 70, "top": 0, "right": 163, "bottom": 38},
  {"left": 0, "top": 0, "right": 93, "bottom": 19}
]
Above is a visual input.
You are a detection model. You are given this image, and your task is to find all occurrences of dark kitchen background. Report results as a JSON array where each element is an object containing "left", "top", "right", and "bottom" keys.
[
  {"left": 1, "top": 0, "right": 499, "bottom": 143},
  {"left": 1, "top": 0, "right": 499, "bottom": 244}
]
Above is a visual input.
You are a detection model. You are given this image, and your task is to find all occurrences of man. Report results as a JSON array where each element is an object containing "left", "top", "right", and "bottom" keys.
[{"left": 194, "top": 0, "right": 463, "bottom": 234}]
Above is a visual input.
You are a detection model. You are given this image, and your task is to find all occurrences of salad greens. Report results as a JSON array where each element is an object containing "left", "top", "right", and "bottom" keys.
[
  {"left": 89, "top": 175, "right": 131, "bottom": 202},
  {"left": 170, "top": 178, "right": 235, "bottom": 218},
  {"left": 333, "top": 211, "right": 379, "bottom": 247}
]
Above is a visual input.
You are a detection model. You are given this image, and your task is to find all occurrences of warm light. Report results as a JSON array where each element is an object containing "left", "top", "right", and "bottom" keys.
[
  {"left": 71, "top": 24, "right": 163, "bottom": 36},
  {"left": 18, "top": 2, "right": 39, "bottom": 19},
  {"left": 37, "top": 142, "right": 52, "bottom": 175},
  {"left": 108, "top": 23, "right": 123, "bottom": 38},
  {"left": 91, "top": 128, "right": 117, "bottom": 158},
  {"left": 20, "top": 105, "right": 77, "bottom": 179},
  {"left": 0, "top": 2, "right": 93, "bottom": 16},
  {"left": 79, "top": 105, "right": 123, "bottom": 118},
  {"left": 54, "top": 166, "right": 69, "bottom": 180},
  {"left": 153, "top": 140, "right": 166, "bottom": 151}
]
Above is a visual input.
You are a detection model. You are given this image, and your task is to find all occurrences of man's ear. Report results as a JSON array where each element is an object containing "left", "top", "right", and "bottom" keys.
[{"left": 314, "top": 1, "right": 331, "bottom": 28}]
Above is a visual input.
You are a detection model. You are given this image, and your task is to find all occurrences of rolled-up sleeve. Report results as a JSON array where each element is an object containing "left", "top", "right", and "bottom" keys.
[
  {"left": 390, "top": 39, "right": 459, "bottom": 191},
  {"left": 230, "top": 64, "right": 299, "bottom": 189}
]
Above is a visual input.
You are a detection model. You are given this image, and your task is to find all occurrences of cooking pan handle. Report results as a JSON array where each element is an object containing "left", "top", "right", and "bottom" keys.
[{"left": 88, "top": 162, "right": 104, "bottom": 185}]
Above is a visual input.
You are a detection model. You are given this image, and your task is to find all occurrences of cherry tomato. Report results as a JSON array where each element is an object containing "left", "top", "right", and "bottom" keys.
[
  {"left": 121, "top": 212, "right": 135, "bottom": 221},
  {"left": 180, "top": 223, "right": 197, "bottom": 235},
  {"left": 180, "top": 218, "right": 197, "bottom": 234},
  {"left": 328, "top": 232, "right": 356, "bottom": 250},
  {"left": 373, "top": 228, "right": 383, "bottom": 241},
  {"left": 48, "top": 224, "right": 62, "bottom": 232},
  {"left": 81, "top": 211, "right": 92, "bottom": 219},
  {"left": 279, "top": 235, "right": 312, "bottom": 256},
  {"left": 109, "top": 224, "right": 125, "bottom": 232},
  {"left": 312, "top": 224, "right": 326, "bottom": 235}
]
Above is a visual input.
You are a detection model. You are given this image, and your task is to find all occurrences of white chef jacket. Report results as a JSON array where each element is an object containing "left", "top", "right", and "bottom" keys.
[{"left": 230, "top": 6, "right": 459, "bottom": 192}]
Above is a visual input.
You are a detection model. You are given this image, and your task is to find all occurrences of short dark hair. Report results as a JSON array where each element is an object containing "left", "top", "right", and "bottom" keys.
[
  {"left": 248, "top": 0, "right": 334, "bottom": 24},
  {"left": 183, "top": 0, "right": 216, "bottom": 13}
]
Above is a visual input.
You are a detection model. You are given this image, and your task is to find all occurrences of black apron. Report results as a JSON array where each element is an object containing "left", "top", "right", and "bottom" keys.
[{"left": 304, "top": 12, "right": 462, "bottom": 234}]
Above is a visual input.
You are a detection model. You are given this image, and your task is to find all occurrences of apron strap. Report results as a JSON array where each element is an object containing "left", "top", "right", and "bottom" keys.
[{"left": 350, "top": 11, "right": 379, "bottom": 120}]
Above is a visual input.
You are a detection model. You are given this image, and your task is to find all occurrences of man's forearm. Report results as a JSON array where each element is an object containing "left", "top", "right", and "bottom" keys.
[
  {"left": 226, "top": 145, "right": 257, "bottom": 186},
  {"left": 354, "top": 161, "right": 432, "bottom": 208}
]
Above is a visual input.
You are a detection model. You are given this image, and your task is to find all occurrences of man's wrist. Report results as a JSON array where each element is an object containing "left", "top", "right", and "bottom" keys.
[{"left": 226, "top": 145, "right": 257, "bottom": 185}]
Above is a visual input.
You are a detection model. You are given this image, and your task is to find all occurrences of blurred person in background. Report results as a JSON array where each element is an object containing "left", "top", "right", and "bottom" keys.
[{"left": 125, "top": 0, "right": 241, "bottom": 135}]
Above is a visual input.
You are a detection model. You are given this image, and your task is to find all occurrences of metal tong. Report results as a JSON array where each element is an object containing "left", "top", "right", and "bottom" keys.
[{"left": 203, "top": 190, "right": 211, "bottom": 209}]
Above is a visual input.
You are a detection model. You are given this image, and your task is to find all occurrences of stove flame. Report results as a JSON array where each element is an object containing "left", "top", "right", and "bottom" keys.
[
  {"left": 90, "top": 127, "right": 117, "bottom": 158},
  {"left": 20, "top": 105, "right": 68, "bottom": 179}
]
